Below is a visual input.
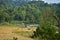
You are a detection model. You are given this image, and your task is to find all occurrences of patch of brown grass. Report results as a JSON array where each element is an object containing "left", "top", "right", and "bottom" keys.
[{"left": 0, "top": 26, "right": 36, "bottom": 40}]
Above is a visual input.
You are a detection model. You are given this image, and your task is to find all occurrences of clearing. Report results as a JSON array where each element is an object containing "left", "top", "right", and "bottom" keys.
[{"left": 0, "top": 25, "right": 36, "bottom": 40}]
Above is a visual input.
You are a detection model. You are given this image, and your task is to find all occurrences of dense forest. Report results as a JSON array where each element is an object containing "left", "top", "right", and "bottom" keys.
[
  {"left": 0, "top": 0, "right": 60, "bottom": 24},
  {"left": 0, "top": 0, "right": 45, "bottom": 24}
]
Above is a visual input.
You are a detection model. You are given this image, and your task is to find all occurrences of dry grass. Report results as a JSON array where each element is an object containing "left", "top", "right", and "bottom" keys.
[{"left": 0, "top": 25, "right": 36, "bottom": 40}]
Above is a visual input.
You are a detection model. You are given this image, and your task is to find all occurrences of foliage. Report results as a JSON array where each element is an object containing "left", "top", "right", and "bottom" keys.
[
  {"left": 32, "top": 24, "right": 60, "bottom": 40},
  {"left": 0, "top": 0, "right": 59, "bottom": 24}
]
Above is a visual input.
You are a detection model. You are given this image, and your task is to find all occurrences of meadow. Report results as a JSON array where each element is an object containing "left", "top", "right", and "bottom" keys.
[{"left": 0, "top": 25, "right": 36, "bottom": 40}]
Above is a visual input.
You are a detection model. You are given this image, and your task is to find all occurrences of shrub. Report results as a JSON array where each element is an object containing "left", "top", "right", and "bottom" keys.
[{"left": 32, "top": 24, "right": 59, "bottom": 40}]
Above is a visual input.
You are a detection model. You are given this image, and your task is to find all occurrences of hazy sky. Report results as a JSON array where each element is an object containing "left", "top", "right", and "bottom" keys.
[{"left": 42, "top": 0, "right": 60, "bottom": 3}]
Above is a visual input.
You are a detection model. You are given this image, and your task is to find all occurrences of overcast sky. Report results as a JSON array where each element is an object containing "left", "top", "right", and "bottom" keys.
[{"left": 42, "top": 0, "right": 60, "bottom": 3}]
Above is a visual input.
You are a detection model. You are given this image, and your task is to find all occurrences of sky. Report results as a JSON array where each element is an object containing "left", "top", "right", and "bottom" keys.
[{"left": 42, "top": 0, "right": 60, "bottom": 3}]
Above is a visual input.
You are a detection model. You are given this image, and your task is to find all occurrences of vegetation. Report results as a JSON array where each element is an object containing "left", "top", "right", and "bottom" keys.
[
  {"left": 0, "top": 0, "right": 48, "bottom": 24},
  {"left": 32, "top": 24, "right": 60, "bottom": 40},
  {"left": 0, "top": 0, "right": 60, "bottom": 40}
]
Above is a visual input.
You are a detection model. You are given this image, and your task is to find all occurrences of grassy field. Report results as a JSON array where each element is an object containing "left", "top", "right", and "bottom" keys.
[{"left": 0, "top": 25, "right": 36, "bottom": 40}]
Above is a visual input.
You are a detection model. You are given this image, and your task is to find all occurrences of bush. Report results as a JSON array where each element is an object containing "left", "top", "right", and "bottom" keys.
[{"left": 32, "top": 24, "right": 59, "bottom": 40}]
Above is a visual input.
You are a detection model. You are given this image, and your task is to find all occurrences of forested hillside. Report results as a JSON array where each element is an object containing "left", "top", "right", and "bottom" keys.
[{"left": 0, "top": 0, "right": 60, "bottom": 24}]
